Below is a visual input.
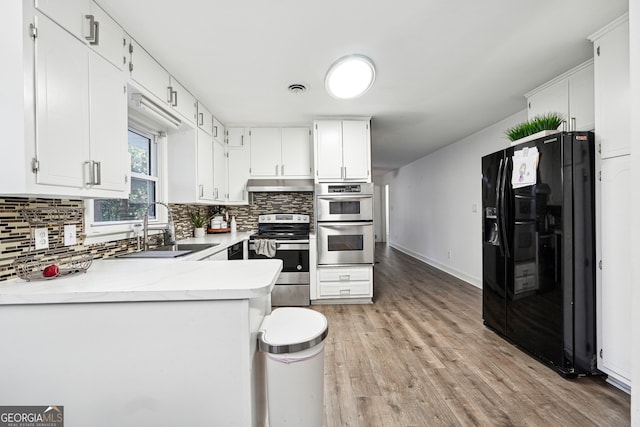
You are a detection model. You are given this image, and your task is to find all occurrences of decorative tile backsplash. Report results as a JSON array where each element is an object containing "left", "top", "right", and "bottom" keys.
[{"left": 0, "top": 193, "right": 313, "bottom": 282}]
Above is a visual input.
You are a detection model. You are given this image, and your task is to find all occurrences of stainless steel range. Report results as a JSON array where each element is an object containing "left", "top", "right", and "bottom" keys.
[{"left": 249, "top": 214, "right": 310, "bottom": 306}]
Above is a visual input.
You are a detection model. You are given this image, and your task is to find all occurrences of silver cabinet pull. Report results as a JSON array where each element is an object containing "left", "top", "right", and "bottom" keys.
[
  {"left": 241, "top": 134, "right": 244, "bottom": 146},
  {"left": 214, "top": 126, "right": 218, "bottom": 138},
  {"left": 199, "top": 184, "right": 204, "bottom": 198},
  {"left": 91, "top": 20, "right": 100, "bottom": 46},
  {"left": 84, "top": 161, "right": 94, "bottom": 186},
  {"left": 167, "top": 86, "right": 173, "bottom": 104},
  {"left": 571, "top": 117, "right": 576, "bottom": 132},
  {"left": 172, "top": 90, "right": 178, "bottom": 107},
  {"left": 85, "top": 15, "right": 99, "bottom": 45},
  {"left": 198, "top": 112, "right": 204, "bottom": 126},
  {"left": 93, "top": 161, "right": 101, "bottom": 185},
  {"left": 281, "top": 164, "right": 284, "bottom": 176},
  {"left": 275, "top": 165, "right": 279, "bottom": 176}
]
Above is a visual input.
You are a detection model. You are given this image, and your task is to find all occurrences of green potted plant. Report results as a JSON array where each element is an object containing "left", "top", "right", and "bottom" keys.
[
  {"left": 188, "top": 208, "right": 213, "bottom": 238},
  {"left": 505, "top": 112, "right": 564, "bottom": 143}
]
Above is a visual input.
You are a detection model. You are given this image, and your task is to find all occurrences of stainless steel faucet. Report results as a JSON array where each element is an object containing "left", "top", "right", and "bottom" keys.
[{"left": 143, "top": 202, "right": 176, "bottom": 250}]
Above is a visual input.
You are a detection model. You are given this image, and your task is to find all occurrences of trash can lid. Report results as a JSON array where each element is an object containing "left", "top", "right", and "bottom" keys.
[{"left": 258, "top": 307, "right": 328, "bottom": 354}]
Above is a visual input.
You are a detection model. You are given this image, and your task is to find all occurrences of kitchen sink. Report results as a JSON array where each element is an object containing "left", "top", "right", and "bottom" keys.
[{"left": 116, "top": 243, "right": 220, "bottom": 259}]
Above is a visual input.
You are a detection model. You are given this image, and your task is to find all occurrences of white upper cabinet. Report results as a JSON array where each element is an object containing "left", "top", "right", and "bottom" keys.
[
  {"left": 128, "top": 39, "right": 169, "bottom": 104},
  {"left": 33, "top": 11, "right": 128, "bottom": 195},
  {"left": 168, "top": 76, "right": 196, "bottom": 125},
  {"left": 525, "top": 60, "right": 594, "bottom": 132},
  {"left": 250, "top": 128, "right": 282, "bottom": 177},
  {"left": 212, "top": 139, "right": 227, "bottom": 203},
  {"left": 35, "top": 0, "right": 125, "bottom": 70},
  {"left": 314, "top": 119, "right": 371, "bottom": 182},
  {"left": 281, "top": 128, "right": 312, "bottom": 177},
  {"left": 167, "top": 128, "right": 216, "bottom": 204},
  {"left": 227, "top": 145, "right": 250, "bottom": 204},
  {"left": 249, "top": 127, "right": 313, "bottom": 178},
  {"left": 590, "top": 15, "right": 630, "bottom": 158},
  {"left": 227, "top": 127, "right": 247, "bottom": 148},
  {"left": 197, "top": 129, "right": 214, "bottom": 202},
  {"left": 213, "top": 117, "right": 225, "bottom": 145},
  {"left": 35, "top": 0, "right": 89, "bottom": 40},
  {"left": 197, "top": 102, "right": 213, "bottom": 135}
]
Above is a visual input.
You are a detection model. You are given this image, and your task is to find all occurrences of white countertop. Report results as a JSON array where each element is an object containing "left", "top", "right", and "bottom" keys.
[{"left": 0, "top": 230, "right": 282, "bottom": 305}]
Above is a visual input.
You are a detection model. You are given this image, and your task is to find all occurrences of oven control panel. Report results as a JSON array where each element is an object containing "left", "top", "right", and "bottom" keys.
[{"left": 258, "top": 214, "right": 310, "bottom": 223}]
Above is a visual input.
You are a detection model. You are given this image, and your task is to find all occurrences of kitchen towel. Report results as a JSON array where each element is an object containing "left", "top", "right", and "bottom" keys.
[{"left": 254, "top": 239, "right": 278, "bottom": 258}]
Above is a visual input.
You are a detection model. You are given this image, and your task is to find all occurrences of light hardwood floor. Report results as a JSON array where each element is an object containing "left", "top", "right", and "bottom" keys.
[{"left": 313, "top": 244, "right": 630, "bottom": 427}]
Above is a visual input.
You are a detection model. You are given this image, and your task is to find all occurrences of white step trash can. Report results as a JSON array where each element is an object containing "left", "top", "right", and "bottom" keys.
[{"left": 258, "top": 307, "right": 329, "bottom": 427}]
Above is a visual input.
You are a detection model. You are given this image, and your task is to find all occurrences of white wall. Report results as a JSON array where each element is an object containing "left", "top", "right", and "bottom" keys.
[
  {"left": 381, "top": 111, "right": 527, "bottom": 287},
  {"left": 629, "top": 0, "right": 639, "bottom": 424}
]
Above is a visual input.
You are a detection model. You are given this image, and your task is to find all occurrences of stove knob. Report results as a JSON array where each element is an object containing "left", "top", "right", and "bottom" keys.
[{"left": 297, "top": 265, "right": 302, "bottom": 271}]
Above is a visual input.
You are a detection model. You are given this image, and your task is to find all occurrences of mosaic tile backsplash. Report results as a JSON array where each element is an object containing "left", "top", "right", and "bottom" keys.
[{"left": 0, "top": 193, "right": 313, "bottom": 282}]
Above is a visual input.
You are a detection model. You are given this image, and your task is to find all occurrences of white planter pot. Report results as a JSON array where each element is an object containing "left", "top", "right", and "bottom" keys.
[
  {"left": 510, "top": 129, "right": 560, "bottom": 146},
  {"left": 194, "top": 227, "right": 205, "bottom": 238}
]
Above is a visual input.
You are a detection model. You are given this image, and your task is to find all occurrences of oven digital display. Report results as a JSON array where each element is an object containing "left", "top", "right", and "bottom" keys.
[
  {"left": 327, "top": 235, "right": 364, "bottom": 251},
  {"left": 329, "top": 201, "right": 361, "bottom": 215},
  {"left": 328, "top": 185, "right": 361, "bottom": 193}
]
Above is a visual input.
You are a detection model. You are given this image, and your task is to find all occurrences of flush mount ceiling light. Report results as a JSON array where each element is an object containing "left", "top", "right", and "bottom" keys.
[{"left": 325, "top": 54, "right": 376, "bottom": 99}]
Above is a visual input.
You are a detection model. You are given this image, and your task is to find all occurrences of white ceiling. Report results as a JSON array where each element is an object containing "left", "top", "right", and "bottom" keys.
[{"left": 97, "top": 0, "right": 628, "bottom": 173}]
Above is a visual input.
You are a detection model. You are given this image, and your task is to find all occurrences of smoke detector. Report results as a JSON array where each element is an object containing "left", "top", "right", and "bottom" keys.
[{"left": 287, "top": 83, "right": 307, "bottom": 94}]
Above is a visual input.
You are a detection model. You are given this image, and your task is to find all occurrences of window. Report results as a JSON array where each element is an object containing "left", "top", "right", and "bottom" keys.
[{"left": 93, "top": 127, "right": 159, "bottom": 223}]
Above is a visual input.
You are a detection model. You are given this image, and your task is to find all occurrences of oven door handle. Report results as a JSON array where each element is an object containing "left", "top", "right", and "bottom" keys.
[{"left": 319, "top": 222, "right": 373, "bottom": 227}]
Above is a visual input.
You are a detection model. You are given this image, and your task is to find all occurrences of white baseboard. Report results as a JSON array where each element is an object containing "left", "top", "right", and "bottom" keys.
[{"left": 388, "top": 243, "right": 481, "bottom": 289}]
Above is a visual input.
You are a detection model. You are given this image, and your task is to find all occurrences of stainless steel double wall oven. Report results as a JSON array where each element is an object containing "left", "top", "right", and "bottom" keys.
[{"left": 316, "top": 183, "right": 374, "bottom": 265}]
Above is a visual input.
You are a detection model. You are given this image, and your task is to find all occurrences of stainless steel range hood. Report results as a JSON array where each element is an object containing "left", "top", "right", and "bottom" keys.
[{"left": 246, "top": 179, "right": 314, "bottom": 192}]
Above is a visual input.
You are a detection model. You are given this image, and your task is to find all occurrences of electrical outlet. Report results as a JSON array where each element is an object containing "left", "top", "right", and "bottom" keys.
[
  {"left": 64, "top": 224, "right": 77, "bottom": 246},
  {"left": 34, "top": 227, "right": 49, "bottom": 250}
]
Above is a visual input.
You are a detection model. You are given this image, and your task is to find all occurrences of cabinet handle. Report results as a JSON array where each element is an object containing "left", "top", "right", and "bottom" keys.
[
  {"left": 339, "top": 275, "right": 351, "bottom": 281},
  {"left": 84, "top": 15, "right": 99, "bottom": 45},
  {"left": 281, "top": 164, "right": 284, "bottom": 176},
  {"left": 93, "top": 161, "right": 101, "bottom": 185},
  {"left": 199, "top": 184, "right": 204, "bottom": 198},
  {"left": 84, "top": 161, "right": 94, "bottom": 186},
  {"left": 172, "top": 90, "right": 178, "bottom": 107},
  {"left": 167, "top": 86, "right": 173, "bottom": 104},
  {"left": 275, "top": 165, "right": 279, "bottom": 176},
  {"left": 241, "top": 135, "right": 244, "bottom": 146},
  {"left": 91, "top": 20, "right": 100, "bottom": 46},
  {"left": 571, "top": 117, "right": 576, "bottom": 132},
  {"left": 198, "top": 112, "right": 204, "bottom": 126},
  {"left": 214, "top": 126, "right": 218, "bottom": 138}
]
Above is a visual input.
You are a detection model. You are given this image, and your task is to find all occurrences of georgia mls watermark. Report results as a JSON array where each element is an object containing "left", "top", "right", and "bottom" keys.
[{"left": 0, "top": 406, "right": 63, "bottom": 427}]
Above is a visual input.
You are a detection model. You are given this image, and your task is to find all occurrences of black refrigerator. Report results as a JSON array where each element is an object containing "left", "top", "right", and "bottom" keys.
[{"left": 481, "top": 131, "right": 598, "bottom": 377}]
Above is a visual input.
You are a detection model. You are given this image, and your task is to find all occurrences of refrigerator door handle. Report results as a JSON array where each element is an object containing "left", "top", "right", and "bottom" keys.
[
  {"left": 495, "top": 158, "right": 505, "bottom": 256},
  {"left": 499, "top": 156, "right": 511, "bottom": 258}
]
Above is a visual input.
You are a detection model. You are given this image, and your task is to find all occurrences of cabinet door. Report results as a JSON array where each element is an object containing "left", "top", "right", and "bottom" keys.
[
  {"left": 598, "top": 156, "right": 632, "bottom": 384},
  {"left": 196, "top": 128, "right": 214, "bottom": 201},
  {"left": 87, "top": 3, "right": 125, "bottom": 70},
  {"left": 227, "top": 146, "right": 250, "bottom": 204},
  {"left": 88, "top": 50, "right": 128, "bottom": 193},
  {"left": 212, "top": 139, "right": 227, "bottom": 202},
  {"left": 527, "top": 80, "right": 568, "bottom": 122},
  {"left": 314, "top": 120, "right": 343, "bottom": 181},
  {"left": 197, "top": 102, "right": 213, "bottom": 135},
  {"left": 568, "top": 63, "right": 594, "bottom": 131},
  {"left": 226, "top": 127, "right": 246, "bottom": 147},
  {"left": 342, "top": 120, "right": 371, "bottom": 181},
  {"left": 35, "top": 13, "right": 90, "bottom": 188},
  {"left": 35, "top": 0, "right": 89, "bottom": 40},
  {"left": 250, "top": 128, "right": 281, "bottom": 177},
  {"left": 281, "top": 127, "right": 312, "bottom": 177},
  {"left": 593, "top": 21, "right": 630, "bottom": 158},
  {"left": 129, "top": 39, "right": 170, "bottom": 104},
  {"left": 169, "top": 77, "right": 196, "bottom": 125},
  {"left": 213, "top": 117, "right": 225, "bottom": 145}
]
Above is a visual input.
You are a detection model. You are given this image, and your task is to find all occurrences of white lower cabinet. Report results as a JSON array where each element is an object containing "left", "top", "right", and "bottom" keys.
[
  {"left": 597, "top": 155, "right": 632, "bottom": 390},
  {"left": 316, "top": 266, "right": 373, "bottom": 302}
]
